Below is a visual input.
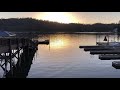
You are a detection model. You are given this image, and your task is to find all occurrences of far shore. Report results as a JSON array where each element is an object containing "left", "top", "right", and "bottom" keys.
[{"left": 14, "top": 31, "right": 116, "bottom": 34}]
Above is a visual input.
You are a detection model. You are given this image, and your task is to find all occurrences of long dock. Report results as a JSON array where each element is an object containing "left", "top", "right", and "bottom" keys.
[
  {"left": 38, "top": 40, "right": 49, "bottom": 45},
  {"left": 90, "top": 50, "right": 120, "bottom": 54},
  {"left": 80, "top": 46, "right": 102, "bottom": 48},
  {"left": 112, "top": 61, "right": 120, "bottom": 69},
  {"left": 96, "top": 42, "right": 120, "bottom": 46},
  {"left": 79, "top": 45, "right": 120, "bottom": 49},
  {"left": 84, "top": 47, "right": 120, "bottom": 51},
  {"left": 99, "top": 55, "right": 120, "bottom": 60},
  {"left": 79, "top": 36, "right": 120, "bottom": 69}
]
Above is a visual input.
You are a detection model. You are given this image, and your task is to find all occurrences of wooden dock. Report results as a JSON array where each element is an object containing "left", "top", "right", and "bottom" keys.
[
  {"left": 0, "top": 37, "right": 39, "bottom": 78},
  {"left": 38, "top": 40, "right": 49, "bottom": 45},
  {"left": 96, "top": 42, "right": 120, "bottom": 46},
  {"left": 79, "top": 34, "right": 120, "bottom": 69},
  {"left": 79, "top": 46, "right": 102, "bottom": 48},
  {"left": 99, "top": 55, "right": 120, "bottom": 60},
  {"left": 112, "top": 61, "right": 120, "bottom": 69},
  {"left": 0, "top": 37, "right": 50, "bottom": 78},
  {"left": 84, "top": 47, "right": 120, "bottom": 51},
  {"left": 5, "top": 45, "right": 37, "bottom": 78},
  {"left": 90, "top": 50, "right": 120, "bottom": 54},
  {"left": 79, "top": 45, "right": 120, "bottom": 49}
]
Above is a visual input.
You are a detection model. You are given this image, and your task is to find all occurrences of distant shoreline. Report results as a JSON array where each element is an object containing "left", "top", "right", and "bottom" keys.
[{"left": 14, "top": 31, "right": 116, "bottom": 34}]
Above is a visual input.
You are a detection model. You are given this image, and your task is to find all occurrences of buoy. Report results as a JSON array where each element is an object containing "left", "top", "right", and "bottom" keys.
[{"left": 104, "top": 36, "right": 107, "bottom": 41}]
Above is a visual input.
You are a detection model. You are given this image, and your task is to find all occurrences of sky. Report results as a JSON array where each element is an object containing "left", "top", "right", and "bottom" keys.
[{"left": 0, "top": 12, "right": 120, "bottom": 24}]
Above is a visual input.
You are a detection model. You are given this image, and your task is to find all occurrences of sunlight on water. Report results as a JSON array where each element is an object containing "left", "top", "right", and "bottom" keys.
[
  {"left": 26, "top": 33, "right": 120, "bottom": 78},
  {"left": 50, "top": 39, "right": 65, "bottom": 48},
  {"left": 50, "top": 35, "right": 69, "bottom": 49}
]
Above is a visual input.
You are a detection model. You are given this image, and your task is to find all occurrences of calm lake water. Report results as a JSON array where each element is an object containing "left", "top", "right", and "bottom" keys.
[
  {"left": 1, "top": 33, "right": 120, "bottom": 78},
  {"left": 26, "top": 33, "right": 120, "bottom": 78}
]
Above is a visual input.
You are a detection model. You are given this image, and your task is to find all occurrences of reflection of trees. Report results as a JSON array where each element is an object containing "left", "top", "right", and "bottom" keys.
[{"left": 6, "top": 47, "right": 37, "bottom": 78}]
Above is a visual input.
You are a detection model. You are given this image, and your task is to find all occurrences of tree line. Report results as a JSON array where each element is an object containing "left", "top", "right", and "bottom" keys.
[{"left": 0, "top": 18, "right": 119, "bottom": 33}]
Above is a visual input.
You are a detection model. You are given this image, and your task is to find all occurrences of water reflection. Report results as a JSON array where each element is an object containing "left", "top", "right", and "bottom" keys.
[
  {"left": 50, "top": 35, "right": 69, "bottom": 49},
  {"left": 28, "top": 33, "right": 120, "bottom": 78},
  {"left": 3, "top": 33, "right": 118, "bottom": 78},
  {"left": 5, "top": 47, "right": 37, "bottom": 78},
  {"left": 80, "top": 33, "right": 120, "bottom": 70}
]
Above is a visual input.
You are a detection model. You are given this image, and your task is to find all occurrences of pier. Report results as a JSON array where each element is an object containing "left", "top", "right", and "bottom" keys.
[
  {"left": 0, "top": 37, "right": 38, "bottom": 78},
  {"left": 0, "top": 37, "right": 49, "bottom": 78}
]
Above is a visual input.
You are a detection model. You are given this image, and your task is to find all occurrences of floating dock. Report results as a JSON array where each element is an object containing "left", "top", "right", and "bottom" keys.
[
  {"left": 90, "top": 50, "right": 120, "bottom": 54},
  {"left": 79, "top": 45, "right": 120, "bottom": 49},
  {"left": 112, "top": 61, "right": 120, "bottom": 69},
  {"left": 99, "top": 55, "right": 120, "bottom": 60},
  {"left": 84, "top": 47, "right": 120, "bottom": 51},
  {"left": 96, "top": 42, "right": 120, "bottom": 46},
  {"left": 38, "top": 40, "right": 49, "bottom": 45},
  {"left": 79, "top": 46, "right": 102, "bottom": 48},
  {"left": 79, "top": 33, "right": 120, "bottom": 69}
]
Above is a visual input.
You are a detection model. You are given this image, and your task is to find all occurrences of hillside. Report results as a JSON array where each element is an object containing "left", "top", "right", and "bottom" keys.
[{"left": 0, "top": 18, "right": 118, "bottom": 32}]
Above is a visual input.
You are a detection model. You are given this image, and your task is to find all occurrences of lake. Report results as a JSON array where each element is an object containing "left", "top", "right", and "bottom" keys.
[{"left": 1, "top": 33, "right": 120, "bottom": 78}]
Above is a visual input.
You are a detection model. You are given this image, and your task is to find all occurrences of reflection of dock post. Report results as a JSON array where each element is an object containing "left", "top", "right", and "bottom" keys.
[
  {"left": 8, "top": 39, "right": 13, "bottom": 76},
  {"left": 108, "top": 35, "right": 109, "bottom": 43},
  {"left": 27, "top": 39, "right": 29, "bottom": 60},
  {"left": 17, "top": 38, "right": 21, "bottom": 66},
  {"left": 96, "top": 34, "right": 97, "bottom": 45},
  {"left": 22, "top": 38, "right": 25, "bottom": 62},
  {"left": 4, "top": 53, "right": 7, "bottom": 77},
  {"left": 49, "top": 40, "right": 50, "bottom": 51},
  {"left": 0, "top": 38, "right": 39, "bottom": 78}
]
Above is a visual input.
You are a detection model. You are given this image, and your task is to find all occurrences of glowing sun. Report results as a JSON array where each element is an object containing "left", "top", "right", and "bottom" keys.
[{"left": 37, "top": 12, "right": 75, "bottom": 24}]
